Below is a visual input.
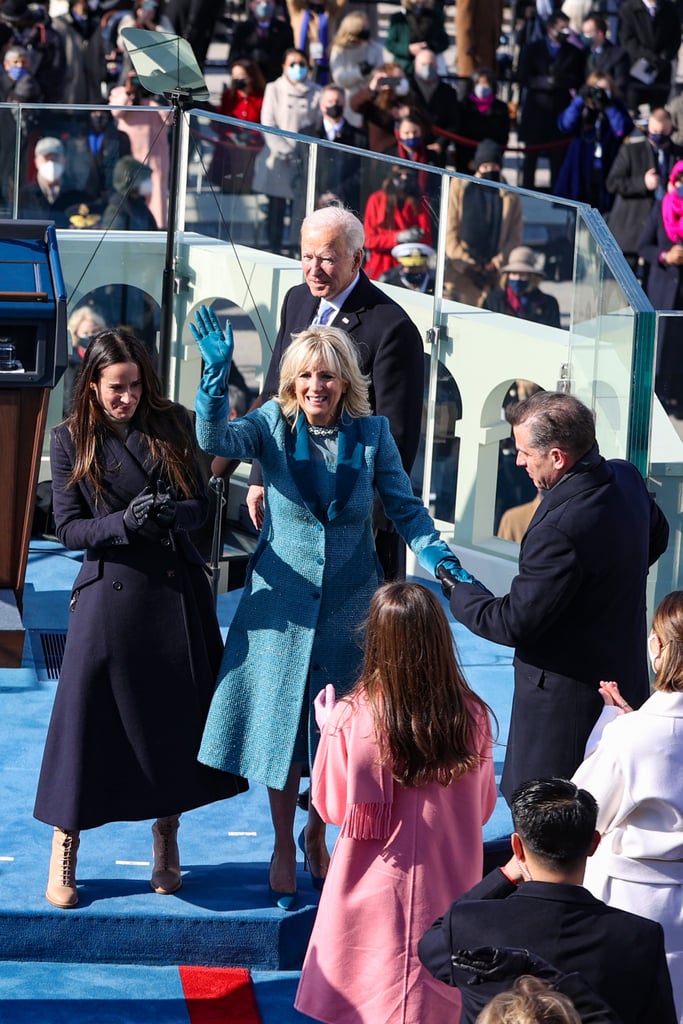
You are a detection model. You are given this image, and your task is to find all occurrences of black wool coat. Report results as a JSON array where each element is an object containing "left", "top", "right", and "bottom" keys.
[
  {"left": 34, "top": 417, "right": 246, "bottom": 831},
  {"left": 448, "top": 451, "right": 669, "bottom": 802}
]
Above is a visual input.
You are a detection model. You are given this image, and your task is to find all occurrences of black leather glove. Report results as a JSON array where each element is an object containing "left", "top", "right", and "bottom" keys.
[
  {"left": 436, "top": 561, "right": 459, "bottom": 598},
  {"left": 359, "top": 60, "right": 374, "bottom": 76},
  {"left": 123, "top": 486, "right": 155, "bottom": 531},
  {"left": 152, "top": 480, "right": 177, "bottom": 528}
]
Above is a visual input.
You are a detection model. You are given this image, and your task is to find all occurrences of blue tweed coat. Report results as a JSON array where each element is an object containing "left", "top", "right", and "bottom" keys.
[{"left": 196, "top": 399, "right": 445, "bottom": 790}]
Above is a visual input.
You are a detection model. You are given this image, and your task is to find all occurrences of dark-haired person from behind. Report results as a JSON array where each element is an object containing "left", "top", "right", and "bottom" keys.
[
  {"left": 436, "top": 390, "right": 669, "bottom": 802},
  {"left": 419, "top": 777, "right": 678, "bottom": 1024},
  {"left": 34, "top": 329, "right": 246, "bottom": 910}
]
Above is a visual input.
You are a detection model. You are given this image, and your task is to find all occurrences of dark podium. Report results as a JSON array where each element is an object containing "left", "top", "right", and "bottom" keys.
[{"left": 0, "top": 221, "right": 67, "bottom": 667}]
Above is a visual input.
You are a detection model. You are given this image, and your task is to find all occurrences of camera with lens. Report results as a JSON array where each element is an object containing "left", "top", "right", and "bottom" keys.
[{"left": 585, "top": 84, "right": 610, "bottom": 110}]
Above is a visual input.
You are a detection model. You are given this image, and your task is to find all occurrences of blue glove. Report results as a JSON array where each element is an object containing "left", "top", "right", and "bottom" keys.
[
  {"left": 436, "top": 556, "right": 486, "bottom": 596},
  {"left": 189, "top": 305, "right": 234, "bottom": 397}
]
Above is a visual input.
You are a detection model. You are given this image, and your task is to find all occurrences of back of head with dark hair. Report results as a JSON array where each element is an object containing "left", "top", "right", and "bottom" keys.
[
  {"left": 510, "top": 778, "right": 598, "bottom": 868},
  {"left": 507, "top": 392, "right": 596, "bottom": 461}
]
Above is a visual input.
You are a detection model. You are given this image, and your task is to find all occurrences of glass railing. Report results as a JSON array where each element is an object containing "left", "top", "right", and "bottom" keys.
[{"left": 5, "top": 101, "right": 677, "bottom": 592}]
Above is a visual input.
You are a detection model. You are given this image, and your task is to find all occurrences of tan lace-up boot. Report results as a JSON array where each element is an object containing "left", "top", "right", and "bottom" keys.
[
  {"left": 151, "top": 814, "right": 182, "bottom": 894},
  {"left": 46, "top": 826, "right": 80, "bottom": 908}
]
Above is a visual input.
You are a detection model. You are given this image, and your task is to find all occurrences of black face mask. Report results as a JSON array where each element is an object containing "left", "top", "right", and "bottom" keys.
[
  {"left": 356, "top": 28, "right": 370, "bottom": 40},
  {"left": 649, "top": 131, "right": 671, "bottom": 148},
  {"left": 232, "top": 78, "right": 247, "bottom": 91},
  {"left": 478, "top": 169, "right": 500, "bottom": 181},
  {"left": 325, "top": 103, "right": 344, "bottom": 119}
]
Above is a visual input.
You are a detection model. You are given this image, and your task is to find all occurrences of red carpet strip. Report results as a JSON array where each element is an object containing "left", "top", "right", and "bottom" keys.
[{"left": 180, "top": 965, "right": 263, "bottom": 1023}]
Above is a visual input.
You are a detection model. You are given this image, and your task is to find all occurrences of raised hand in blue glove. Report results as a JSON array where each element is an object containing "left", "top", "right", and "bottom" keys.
[
  {"left": 152, "top": 480, "right": 177, "bottom": 528},
  {"left": 189, "top": 305, "right": 234, "bottom": 397},
  {"left": 436, "top": 556, "right": 487, "bottom": 597}
]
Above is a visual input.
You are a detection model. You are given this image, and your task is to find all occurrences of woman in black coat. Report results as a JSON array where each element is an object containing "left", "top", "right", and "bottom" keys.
[
  {"left": 638, "top": 158, "right": 683, "bottom": 417},
  {"left": 34, "top": 330, "right": 245, "bottom": 909}
]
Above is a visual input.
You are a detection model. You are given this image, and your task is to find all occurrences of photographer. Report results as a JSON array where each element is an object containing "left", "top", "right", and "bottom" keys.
[{"left": 555, "top": 71, "right": 633, "bottom": 212}]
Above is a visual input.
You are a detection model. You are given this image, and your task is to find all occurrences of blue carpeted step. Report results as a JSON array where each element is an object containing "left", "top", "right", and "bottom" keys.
[
  {"left": 0, "top": 962, "right": 317, "bottom": 1023},
  {"left": 0, "top": 541, "right": 513, "bottom": 973}
]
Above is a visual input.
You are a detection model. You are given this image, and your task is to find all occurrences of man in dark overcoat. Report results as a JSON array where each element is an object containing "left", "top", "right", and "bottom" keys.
[
  {"left": 418, "top": 778, "right": 678, "bottom": 1024},
  {"left": 437, "top": 391, "right": 669, "bottom": 803},
  {"left": 618, "top": 0, "right": 681, "bottom": 115},
  {"left": 247, "top": 204, "right": 424, "bottom": 580},
  {"left": 606, "top": 108, "right": 683, "bottom": 272},
  {"left": 517, "top": 11, "right": 586, "bottom": 190}
]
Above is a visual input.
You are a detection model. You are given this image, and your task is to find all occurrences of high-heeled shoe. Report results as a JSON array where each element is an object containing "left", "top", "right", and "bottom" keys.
[
  {"left": 268, "top": 856, "right": 298, "bottom": 911},
  {"left": 297, "top": 828, "right": 325, "bottom": 892}
]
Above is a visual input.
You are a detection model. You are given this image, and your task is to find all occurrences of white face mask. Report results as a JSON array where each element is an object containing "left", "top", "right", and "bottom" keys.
[
  {"left": 40, "top": 160, "right": 64, "bottom": 183},
  {"left": 647, "top": 632, "right": 660, "bottom": 672},
  {"left": 138, "top": 177, "right": 153, "bottom": 197}
]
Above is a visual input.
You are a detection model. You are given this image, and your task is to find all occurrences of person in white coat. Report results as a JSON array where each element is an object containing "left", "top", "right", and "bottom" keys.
[
  {"left": 252, "top": 47, "right": 322, "bottom": 252},
  {"left": 573, "top": 590, "right": 683, "bottom": 1023}
]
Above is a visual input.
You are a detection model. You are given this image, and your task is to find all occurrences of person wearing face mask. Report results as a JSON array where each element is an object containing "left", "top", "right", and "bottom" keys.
[
  {"left": 580, "top": 13, "right": 629, "bottom": 99},
  {"left": 229, "top": 0, "right": 293, "bottom": 83},
  {"left": 0, "top": 43, "right": 41, "bottom": 101},
  {"left": 408, "top": 48, "right": 461, "bottom": 167},
  {"left": 252, "top": 47, "right": 322, "bottom": 252},
  {"left": 62, "top": 307, "right": 108, "bottom": 419},
  {"left": 314, "top": 83, "right": 365, "bottom": 208},
  {"left": 445, "top": 139, "right": 523, "bottom": 307},
  {"left": 637, "top": 159, "right": 683, "bottom": 418},
  {"left": 386, "top": 0, "right": 449, "bottom": 76},
  {"left": 483, "top": 245, "right": 560, "bottom": 326},
  {"left": 380, "top": 240, "right": 436, "bottom": 292},
  {"left": 108, "top": 71, "right": 170, "bottom": 228},
  {"left": 52, "top": 0, "right": 101, "bottom": 105},
  {"left": 350, "top": 61, "right": 415, "bottom": 185},
  {"left": 101, "top": 155, "right": 158, "bottom": 230},
  {"left": 517, "top": 11, "right": 586, "bottom": 191},
  {"left": 363, "top": 162, "right": 433, "bottom": 280},
  {"left": 329, "top": 11, "right": 384, "bottom": 129},
  {"left": 208, "top": 60, "right": 265, "bottom": 192},
  {"left": 455, "top": 67, "right": 510, "bottom": 174},
  {"left": 18, "top": 136, "right": 84, "bottom": 227},
  {"left": 555, "top": 70, "right": 633, "bottom": 211},
  {"left": 572, "top": 590, "right": 683, "bottom": 1022},
  {"left": 607, "top": 108, "right": 683, "bottom": 275}
]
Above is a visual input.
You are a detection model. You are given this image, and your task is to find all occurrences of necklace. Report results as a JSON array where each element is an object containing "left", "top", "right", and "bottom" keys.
[{"left": 306, "top": 421, "right": 339, "bottom": 438}]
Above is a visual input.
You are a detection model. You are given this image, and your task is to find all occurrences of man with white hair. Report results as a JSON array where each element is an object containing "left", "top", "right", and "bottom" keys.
[{"left": 248, "top": 205, "right": 424, "bottom": 580}]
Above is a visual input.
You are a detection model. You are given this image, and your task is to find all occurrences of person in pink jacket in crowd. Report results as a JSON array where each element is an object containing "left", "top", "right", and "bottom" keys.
[
  {"left": 109, "top": 70, "right": 170, "bottom": 228},
  {"left": 295, "top": 581, "right": 497, "bottom": 1024}
]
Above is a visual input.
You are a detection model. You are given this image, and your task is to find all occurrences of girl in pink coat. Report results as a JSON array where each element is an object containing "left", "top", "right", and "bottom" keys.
[{"left": 295, "top": 581, "right": 497, "bottom": 1024}]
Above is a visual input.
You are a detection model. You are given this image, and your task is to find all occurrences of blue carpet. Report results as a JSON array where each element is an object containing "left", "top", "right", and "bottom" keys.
[{"left": 0, "top": 540, "right": 514, "bottom": 1019}]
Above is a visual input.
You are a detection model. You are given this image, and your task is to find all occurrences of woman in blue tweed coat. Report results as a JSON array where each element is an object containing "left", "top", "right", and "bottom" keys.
[{"left": 192, "top": 308, "right": 475, "bottom": 908}]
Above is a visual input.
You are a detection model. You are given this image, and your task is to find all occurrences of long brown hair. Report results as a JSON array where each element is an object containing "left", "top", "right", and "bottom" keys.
[
  {"left": 652, "top": 591, "right": 683, "bottom": 693},
  {"left": 354, "top": 581, "right": 494, "bottom": 787},
  {"left": 66, "top": 329, "right": 201, "bottom": 502}
]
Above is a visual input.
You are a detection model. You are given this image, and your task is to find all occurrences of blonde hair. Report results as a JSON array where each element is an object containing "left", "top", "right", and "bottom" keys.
[
  {"left": 476, "top": 977, "right": 581, "bottom": 1024},
  {"left": 332, "top": 11, "right": 369, "bottom": 48},
  {"left": 276, "top": 326, "right": 372, "bottom": 423},
  {"left": 67, "top": 306, "right": 107, "bottom": 339},
  {"left": 652, "top": 591, "right": 683, "bottom": 693}
]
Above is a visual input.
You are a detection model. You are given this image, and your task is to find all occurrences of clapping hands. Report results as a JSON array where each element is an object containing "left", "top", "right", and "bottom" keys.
[{"left": 598, "top": 680, "right": 632, "bottom": 712}]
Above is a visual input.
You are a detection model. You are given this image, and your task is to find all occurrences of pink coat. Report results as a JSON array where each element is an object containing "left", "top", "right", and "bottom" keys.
[
  {"left": 295, "top": 693, "right": 497, "bottom": 1024},
  {"left": 109, "top": 86, "right": 170, "bottom": 228}
]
